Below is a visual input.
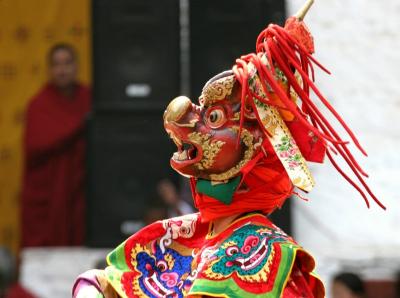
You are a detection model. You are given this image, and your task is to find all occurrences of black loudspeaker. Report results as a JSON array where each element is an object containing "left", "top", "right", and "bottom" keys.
[
  {"left": 93, "top": 0, "right": 180, "bottom": 110},
  {"left": 189, "top": 0, "right": 286, "bottom": 98},
  {"left": 88, "top": 0, "right": 180, "bottom": 247},
  {"left": 86, "top": 112, "right": 177, "bottom": 247},
  {"left": 269, "top": 200, "right": 292, "bottom": 235}
]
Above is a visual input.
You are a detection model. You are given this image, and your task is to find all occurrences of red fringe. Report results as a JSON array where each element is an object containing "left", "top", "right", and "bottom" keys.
[{"left": 232, "top": 20, "right": 385, "bottom": 210}]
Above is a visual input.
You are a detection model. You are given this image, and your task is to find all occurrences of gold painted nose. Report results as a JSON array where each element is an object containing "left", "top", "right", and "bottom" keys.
[{"left": 164, "top": 96, "right": 192, "bottom": 123}]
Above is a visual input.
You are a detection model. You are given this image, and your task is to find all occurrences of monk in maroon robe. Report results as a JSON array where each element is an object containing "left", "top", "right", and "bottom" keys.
[{"left": 21, "top": 44, "right": 91, "bottom": 246}]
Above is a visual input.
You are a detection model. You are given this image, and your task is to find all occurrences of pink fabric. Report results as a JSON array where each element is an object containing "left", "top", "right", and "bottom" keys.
[{"left": 72, "top": 270, "right": 103, "bottom": 297}]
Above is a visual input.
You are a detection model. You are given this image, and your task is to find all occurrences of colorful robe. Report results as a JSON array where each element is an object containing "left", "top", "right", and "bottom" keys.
[{"left": 73, "top": 213, "right": 324, "bottom": 297}]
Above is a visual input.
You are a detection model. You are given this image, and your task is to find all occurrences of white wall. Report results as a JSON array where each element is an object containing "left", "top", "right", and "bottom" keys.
[
  {"left": 21, "top": 248, "right": 110, "bottom": 298},
  {"left": 287, "top": 0, "right": 400, "bottom": 293}
]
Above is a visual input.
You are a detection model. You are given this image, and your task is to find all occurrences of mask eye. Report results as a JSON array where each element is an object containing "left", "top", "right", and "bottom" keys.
[
  {"left": 206, "top": 107, "right": 226, "bottom": 128},
  {"left": 226, "top": 245, "right": 239, "bottom": 256},
  {"left": 156, "top": 260, "right": 168, "bottom": 272}
]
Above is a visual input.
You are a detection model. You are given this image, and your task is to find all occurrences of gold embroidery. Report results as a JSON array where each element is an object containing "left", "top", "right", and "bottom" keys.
[
  {"left": 165, "top": 253, "right": 175, "bottom": 270},
  {"left": 209, "top": 127, "right": 254, "bottom": 181},
  {"left": 189, "top": 132, "right": 225, "bottom": 170},
  {"left": 230, "top": 112, "right": 240, "bottom": 121},
  {"left": 220, "top": 241, "right": 237, "bottom": 249},
  {"left": 260, "top": 109, "right": 279, "bottom": 136},
  {"left": 200, "top": 75, "right": 235, "bottom": 106},
  {"left": 130, "top": 243, "right": 152, "bottom": 296}
]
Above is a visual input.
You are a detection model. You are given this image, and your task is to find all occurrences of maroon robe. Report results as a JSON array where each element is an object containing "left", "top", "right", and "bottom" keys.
[
  {"left": 5, "top": 283, "right": 37, "bottom": 298},
  {"left": 21, "top": 83, "right": 91, "bottom": 247}
]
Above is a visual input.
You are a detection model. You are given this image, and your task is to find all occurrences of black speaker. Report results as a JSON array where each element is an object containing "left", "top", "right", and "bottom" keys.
[
  {"left": 92, "top": 0, "right": 180, "bottom": 110},
  {"left": 269, "top": 199, "right": 292, "bottom": 235},
  {"left": 189, "top": 0, "right": 286, "bottom": 98},
  {"left": 88, "top": 0, "right": 180, "bottom": 246},
  {"left": 86, "top": 111, "right": 177, "bottom": 247}
]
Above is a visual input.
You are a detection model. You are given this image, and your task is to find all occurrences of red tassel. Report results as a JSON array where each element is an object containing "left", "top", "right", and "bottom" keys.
[{"left": 231, "top": 19, "right": 385, "bottom": 209}]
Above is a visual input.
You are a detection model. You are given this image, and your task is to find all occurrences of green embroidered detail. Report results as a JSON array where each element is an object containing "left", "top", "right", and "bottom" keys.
[
  {"left": 107, "top": 241, "right": 129, "bottom": 271},
  {"left": 189, "top": 242, "right": 297, "bottom": 298},
  {"left": 196, "top": 176, "right": 241, "bottom": 205},
  {"left": 210, "top": 225, "right": 283, "bottom": 276}
]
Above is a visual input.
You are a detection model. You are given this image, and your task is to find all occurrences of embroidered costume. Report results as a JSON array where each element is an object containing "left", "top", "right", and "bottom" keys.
[
  {"left": 73, "top": 1, "right": 384, "bottom": 297},
  {"left": 75, "top": 213, "right": 324, "bottom": 297}
]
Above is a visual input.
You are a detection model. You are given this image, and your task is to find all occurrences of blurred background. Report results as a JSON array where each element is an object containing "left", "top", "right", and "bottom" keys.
[{"left": 0, "top": 0, "right": 399, "bottom": 297}]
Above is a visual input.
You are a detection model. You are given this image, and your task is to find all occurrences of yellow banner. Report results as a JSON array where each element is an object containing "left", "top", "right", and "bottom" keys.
[{"left": 0, "top": 0, "right": 91, "bottom": 254}]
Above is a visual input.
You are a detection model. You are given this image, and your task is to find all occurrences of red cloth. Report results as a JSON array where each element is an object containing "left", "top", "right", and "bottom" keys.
[
  {"left": 286, "top": 119, "right": 326, "bottom": 163},
  {"left": 21, "top": 83, "right": 91, "bottom": 247},
  {"left": 193, "top": 141, "right": 294, "bottom": 222},
  {"left": 5, "top": 283, "right": 36, "bottom": 298}
]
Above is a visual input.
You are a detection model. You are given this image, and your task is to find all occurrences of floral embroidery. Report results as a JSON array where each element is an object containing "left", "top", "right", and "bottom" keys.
[
  {"left": 275, "top": 136, "right": 302, "bottom": 170},
  {"left": 247, "top": 61, "right": 315, "bottom": 191}
]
